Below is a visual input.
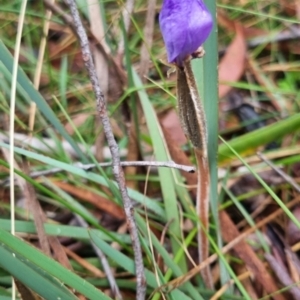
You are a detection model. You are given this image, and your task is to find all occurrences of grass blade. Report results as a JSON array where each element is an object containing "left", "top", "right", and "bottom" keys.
[{"left": 0, "top": 227, "right": 112, "bottom": 299}]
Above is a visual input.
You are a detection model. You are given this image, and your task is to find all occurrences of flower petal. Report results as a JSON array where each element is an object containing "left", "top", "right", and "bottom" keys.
[{"left": 159, "top": 0, "right": 213, "bottom": 65}]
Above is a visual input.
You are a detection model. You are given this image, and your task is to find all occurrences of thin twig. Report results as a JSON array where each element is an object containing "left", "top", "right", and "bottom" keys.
[
  {"left": 75, "top": 215, "right": 123, "bottom": 300},
  {"left": 76, "top": 160, "right": 195, "bottom": 173},
  {"left": 65, "top": 1, "right": 146, "bottom": 299},
  {"left": 0, "top": 160, "right": 195, "bottom": 187},
  {"left": 44, "top": 160, "right": 195, "bottom": 175},
  {"left": 257, "top": 152, "right": 300, "bottom": 193}
]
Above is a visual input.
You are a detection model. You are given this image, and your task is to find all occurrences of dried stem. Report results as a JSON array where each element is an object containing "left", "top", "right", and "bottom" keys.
[
  {"left": 1, "top": 160, "right": 195, "bottom": 187},
  {"left": 65, "top": 0, "right": 146, "bottom": 298}
]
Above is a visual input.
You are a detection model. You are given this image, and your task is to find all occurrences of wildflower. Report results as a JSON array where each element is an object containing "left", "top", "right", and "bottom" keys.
[{"left": 159, "top": 0, "right": 213, "bottom": 66}]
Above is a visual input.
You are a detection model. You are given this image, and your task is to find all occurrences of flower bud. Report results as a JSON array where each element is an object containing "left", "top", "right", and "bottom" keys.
[{"left": 159, "top": 0, "right": 213, "bottom": 66}]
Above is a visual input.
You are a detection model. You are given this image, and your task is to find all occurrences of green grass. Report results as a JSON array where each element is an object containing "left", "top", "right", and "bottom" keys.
[{"left": 0, "top": 0, "right": 299, "bottom": 299}]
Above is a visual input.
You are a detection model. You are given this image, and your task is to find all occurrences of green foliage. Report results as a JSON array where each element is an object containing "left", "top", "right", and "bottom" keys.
[{"left": 0, "top": 0, "right": 299, "bottom": 298}]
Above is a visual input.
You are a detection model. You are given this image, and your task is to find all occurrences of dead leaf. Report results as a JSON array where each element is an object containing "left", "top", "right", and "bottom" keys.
[
  {"left": 53, "top": 181, "right": 125, "bottom": 220},
  {"left": 161, "top": 110, "right": 187, "bottom": 146},
  {"left": 65, "top": 113, "right": 90, "bottom": 135},
  {"left": 279, "top": 0, "right": 298, "bottom": 16},
  {"left": 161, "top": 123, "right": 197, "bottom": 195},
  {"left": 125, "top": 122, "right": 140, "bottom": 190},
  {"left": 219, "top": 23, "right": 246, "bottom": 99}
]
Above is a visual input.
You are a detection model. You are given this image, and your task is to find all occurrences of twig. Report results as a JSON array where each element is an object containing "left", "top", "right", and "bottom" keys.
[
  {"left": 1, "top": 160, "right": 195, "bottom": 187},
  {"left": 77, "top": 160, "right": 195, "bottom": 172},
  {"left": 65, "top": 1, "right": 146, "bottom": 299},
  {"left": 75, "top": 215, "right": 123, "bottom": 300},
  {"left": 46, "top": 160, "right": 195, "bottom": 175},
  {"left": 257, "top": 152, "right": 300, "bottom": 193}
]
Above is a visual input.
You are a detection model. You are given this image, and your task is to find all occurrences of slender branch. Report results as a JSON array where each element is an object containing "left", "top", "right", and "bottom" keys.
[
  {"left": 37, "top": 160, "right": 195, "bottom": 176},
  {"left": 1, "top": 160, "right": 195, "bottom": 187},
  {"left": 65, "top": 0, "right": 146, "bottom": 298}
]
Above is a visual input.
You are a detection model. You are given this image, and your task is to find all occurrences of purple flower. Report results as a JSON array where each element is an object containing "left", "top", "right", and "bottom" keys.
[{"left": 159, "top": 0, "right": 213, "bottom": 66}]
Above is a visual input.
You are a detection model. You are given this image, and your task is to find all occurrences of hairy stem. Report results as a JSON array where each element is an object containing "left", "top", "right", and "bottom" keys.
[{"left": 177, "top": 59, "right": 212, "bottom": 288}]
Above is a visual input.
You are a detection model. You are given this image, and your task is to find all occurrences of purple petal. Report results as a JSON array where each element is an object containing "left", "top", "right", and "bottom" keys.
[{"left": 159, "top": 0, "right": 213, "bottom": 66}]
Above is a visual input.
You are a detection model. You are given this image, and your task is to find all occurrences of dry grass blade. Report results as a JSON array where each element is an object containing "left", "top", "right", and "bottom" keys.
[
  {"left": 23, "top": 162, "right": 52, "bottom": 257},
  {"left": 29, "top": 0, "right": 54, "bottom": 134},
  {"left": 87, "top": 0, "right": 109, "bottom": 162},
  {"left": 9, "top": 1, "right": 28, "bottom": 297},
  {"left": 139, "top": 0, "right": 157, "bottom": 81},
  {"left": 211, "top": 269, "right": 254, "bottom": 300},
  {"left": 22, "top": 159, "right": 72, "bottom": 269}
]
